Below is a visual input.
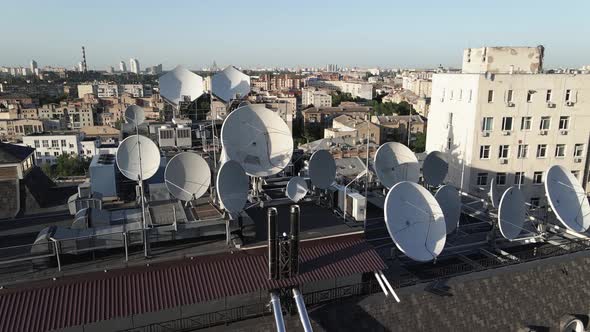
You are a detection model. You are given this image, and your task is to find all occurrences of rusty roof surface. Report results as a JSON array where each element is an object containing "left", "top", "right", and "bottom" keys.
[{"left": 0, "top": 234, "right": 384, "bottom": 332}]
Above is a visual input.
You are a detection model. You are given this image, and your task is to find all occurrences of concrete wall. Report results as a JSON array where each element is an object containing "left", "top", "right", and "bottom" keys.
[{"left": 462, "top": 46, "right": 544, "bottom": 74}]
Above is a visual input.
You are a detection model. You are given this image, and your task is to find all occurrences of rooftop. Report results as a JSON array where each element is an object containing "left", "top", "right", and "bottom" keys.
[{"left": 0, "top": 142, "right": 34, "bottom": 163}]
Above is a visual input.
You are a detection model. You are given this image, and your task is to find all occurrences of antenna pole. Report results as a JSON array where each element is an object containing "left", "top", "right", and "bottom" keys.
[
  {"left": 364, "top": 116, "right": 370, "bottom": 230},
  {"left": 136, "top": 124, "right": 150, "bottom": 258}
]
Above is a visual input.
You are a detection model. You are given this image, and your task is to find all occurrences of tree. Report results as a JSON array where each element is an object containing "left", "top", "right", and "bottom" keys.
[
  {"left": 412, "top": 132, "right": 426, "bottom": 153},
  {"left": 331, "top": 91, "right": 356, "bottom": 106},
  {"left": 43, "top": 154, "right": 91, "bottom": 177}
]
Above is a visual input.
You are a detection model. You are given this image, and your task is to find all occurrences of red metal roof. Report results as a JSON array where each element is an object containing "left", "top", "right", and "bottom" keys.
[{"left": 0, "top": 234, "right": 384, "bottom": 332}]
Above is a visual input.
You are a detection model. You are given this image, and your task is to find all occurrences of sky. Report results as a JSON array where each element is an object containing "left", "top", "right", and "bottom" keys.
[{"left": 1, "top": 0, "right": 589, "bottom": 70}]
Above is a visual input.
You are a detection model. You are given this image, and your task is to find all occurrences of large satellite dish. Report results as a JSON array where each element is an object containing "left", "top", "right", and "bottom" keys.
[
  {"left": 498, "top": 186, "right": 526, "bottom": 240},
  {"left": 217, "top": 160, "right": 249, "bottom": 216},
  {"left": 164, "top": 152, "right": 211, "bottom": 201},
  {"left": 385, "top": 181, "right": 446, "bottom": 262},
  {"left": 116, "top": 135, "right": 160, "bottom": 181},
  {"left": 211, "top": 66, "right": 251, "bottom": 102},
  {"left": 423, "top": 151, "right": 448, "bottom": 187},
  {"left": 489, "top": 177, "right": 501, "bottom": 208},
  {"left": 308, "top": 150, "right": 336, "bottom": 189},
  {"left": 124, "top": 105, "right": 145, "bottom": 126},
  {"left": 159, "top": 66, "right": 204, "bottom": 106},
  {"left": 434, "top": 185, "right": 461, "bottom": 234},
  {"left": 374, "top": 142, "right": 420, "bottom": 189},
  {"left": 545, "top": 165, "right": 590, "bottom": 232},
  {"left": 286, "top": 176, "right": 308, "bottom": 202},
  {"left": 220, "top": 104, "right": 293, "bottom": 177}
]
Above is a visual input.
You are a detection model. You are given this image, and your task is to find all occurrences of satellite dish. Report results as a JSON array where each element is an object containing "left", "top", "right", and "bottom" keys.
[
  {"left": 545, "top": 165, "right": 590, "bottom": 232},
  {"left": 489, "top": 177, "right": 501, "bottom": 208},
  {"left": 308, "top": 150, "right": 336, "bottom": 189},
  {"left": 159, "top": 66, "right": 204, "bottom": 106},
  {"left": 498, "top": 186, "right": 526, "bottom": 240},
  {"left": 385, "top": 181, "right": 446, "bottom": 262},
  {"left": 220, "top": 104, "right": 293, "bottom": 177},
  {"left": 286, "top": 176, "right": 308, "bottom": 202},
  {"left": 374, "top": 142, "right": 420, "bottom": 189},
  {"left": 164, "top": 152, "right": 211, "bottom": 201},
  {"left": 211, "top": 66, "right": 251, "bottom": 102},
  {"left": 124, "top": 105, "right": 145, "bottom": 126},
  {"left": 434, "top": 185, "right": 461, "bottom": 234},
  {"left": 217, "top": 160, "right": 249, "bottom": 216},
  {"left": 423, "top": 151, "right": 448, "bottom": 187},
  {"left": 116, "top": 135, "right": 160, "bottom": 181}
]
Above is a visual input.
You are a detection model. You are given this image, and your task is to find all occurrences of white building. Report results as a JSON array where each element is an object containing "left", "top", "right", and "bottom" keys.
[
  {"left": 309, "top": 80, "right": 373, "bottom": 100},
  {"left": 130, "top": 58, "right": 140, "bottom": 74},
  {"left": 30, "top": 60, "right": 37, "bottom": 74},
  {"left": 22, "top": 132, "right": 100, "bottom": 164},
  {"left": 119, "top": 61, "right": 127, "bottom": 72},
  {"left": 302, "top": 88, "right": 332, "bottom": 107},
  {"left": 426, "top": 46, "right": 590, "bottom": 206}
]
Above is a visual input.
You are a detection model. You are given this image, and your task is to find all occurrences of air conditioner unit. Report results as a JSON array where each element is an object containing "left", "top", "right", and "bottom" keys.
[
  {"left": 503, "top": 131, "right": 511, "bottom": 136},
  {"left": 482, "top": 131, "right": 490, "bottom": 137},
  {"left": 506, "top": 102, "right": 515, "bottom": 107},
  {"left": 547, "top": 102, "right": 556, "bottom": 108},
  {"left": 574, "top": 157, "right": 583, "bottom": 163},
  {"left": 560, "top": 130, "right": 568, "bottom": 135},
  {"left": 500, "top": 159, "right": 508, "bottom": 164},
  {"left": 566, "top": 101, "right": 575, "bottom": 107},
  {"left": 540, "top": 130, "right": 548, "bottom": 136}
]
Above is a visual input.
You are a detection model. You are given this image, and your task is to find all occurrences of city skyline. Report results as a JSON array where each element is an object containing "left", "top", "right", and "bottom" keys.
[{"left": 2, "top": 0, "right": 589, "bottom": 69}]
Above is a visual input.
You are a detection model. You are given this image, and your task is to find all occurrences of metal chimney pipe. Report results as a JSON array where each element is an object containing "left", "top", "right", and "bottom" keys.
[
  {"left": 268, "top": 207, "right": 278, "bottom": 280},
  {"left": 270, "top": 292, "right": 286, "bottom": 332},
  {"left": 292, "top": 288, "right": 313, "bottom": 332},
  {"left": 289, "top": 205, "right": 300, "bottom": 276}
]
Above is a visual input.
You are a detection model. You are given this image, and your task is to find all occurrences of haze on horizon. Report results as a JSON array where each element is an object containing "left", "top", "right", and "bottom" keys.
[{"left": 2, "top": 0, "right": 589, "bottom": 70}]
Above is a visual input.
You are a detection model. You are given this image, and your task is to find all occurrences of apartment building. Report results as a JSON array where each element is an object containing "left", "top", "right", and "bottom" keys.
[
  {"left": 302, "top": 88, "right": 332, "bottom": 107},
  {"left": 22, "top": 131, "right": 100, "bottom": 164},
  {"left": 426, "top": 46, "right": 590, "bottom": 205},
  {"left": 38, "top": 104, "right": 94, "bottom": 129},
  {"left": 78, "top": 83, "right": 151, "bottom": 98},
  {"left": 308, "top": 80, "right": 373, "bottom": 100},
  {"left": 0, "top": 119, "right": 44, "bottom": 141}
]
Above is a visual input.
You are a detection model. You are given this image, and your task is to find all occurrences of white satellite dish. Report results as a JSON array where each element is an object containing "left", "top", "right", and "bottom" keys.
[
  {"left": 124, "top": 105, "right": 145, "bottom": 126},
  {"left": 308, "top": 150, "right": 336, "bottom": 189},
  {"left": 423, "top": 151, "right": 448, "bottom": 187},
  {"left": 498, "top": 186, "right": 526, "bottom": 240},
  {"left": 217, "top": 160, "right": 249, "bottom": 216},
  {"left": 434, "top": 185, "right": 461, "bottom": 234},
  {"left": 286, "top": 176, "right": 308, "bottom": 202},
  {"left": 116, "top": 135, "right": 160, "bottom": 181},
  {"left": 159, "top": 66, "right": 204, "bottom": 106},
  {"left": 545, "top": 165, "right": 590, "bottom": 232},
  {"left": 385, "top": 181, "right": 446, "bottom": 262},
  {"left": 374, "top": 142, "right": 420, "bottom": 189},
  {"left": 164, "top": 152, "right": 211, "bottom": 201},
  {"left": 489, "top": 177, "right": 501, "bottom": 208},
  {"left": 220, "top": 104, "right": 293, "bottom": 177},
  {"left": 211, "top": 66, "right": 251, "bottom": 102}
]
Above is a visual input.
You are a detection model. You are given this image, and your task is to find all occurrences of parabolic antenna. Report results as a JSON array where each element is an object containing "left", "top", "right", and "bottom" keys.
[
  {"left": 124, "top": 105, "right": 145, "bottom": 126},
  {"left": 286, "top": 176, "right": 308, "bottom": 202},
  {"left": 308, "top": 150, "right": 336, "bottom": 189},
  {"left": 423, "top": 151, "right": 448, "bottom": 187},
  {"left": 498, "top": 186, "right": 526, "bottom": 240},
  {"left": 220, "top": 104, "right": 293, "bottom": 177},
  {"left": 434, "top": 185, "right": 461, "bottom": 234},
  {"left": 374, "top": 142, "right": 420, "bottom": 189},
  {"left": 489, "top": 177, "right": 501, "bottom": 208},
  {"left": 216, "top": 160, "right": 249, "bottom": 216},
  {"left": 211, "top": 66, "right": 251, "bottom": 102},
  {"left": 545, "top": 165, "right": 590, "bottom": 232},
  {"left": 385, "top": 181, "right": 446, "bottom": 262},
  {"left": 116, "top": 135, "right": 160, "bottom": 181},
  {"left": 159, "top": 66, "right": 204, "bottom": 106},
  {"left": 164, "top": 152, "right": 211, "bottom": 201}
]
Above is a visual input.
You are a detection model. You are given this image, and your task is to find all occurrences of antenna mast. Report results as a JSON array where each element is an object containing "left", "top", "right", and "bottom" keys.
[{"left": 81, "top": 46, "right": 88, "bottom": 73}]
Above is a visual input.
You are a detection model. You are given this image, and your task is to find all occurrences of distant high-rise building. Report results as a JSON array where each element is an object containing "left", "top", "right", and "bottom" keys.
[
  {"left": 130, "top": 58, "right": 140, "bottom": 74},
  {"left": 326, "top": 64, "right": 339, "bottom": 72},
  {"left": 107, "top": 66, "right": 115, "bottom": 74},
  {"left": 77, "top": 62, "right": 84, "bottom": 72},
  {"left": 30, "top": 60, "right": 37, "bottom": 74},
  {"left": 119, "top": 61, "right": 127, "bottom": 72}
]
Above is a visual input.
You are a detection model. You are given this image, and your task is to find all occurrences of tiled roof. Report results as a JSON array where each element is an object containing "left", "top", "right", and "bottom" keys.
[{"left": 0, "top": 234, "right": 384, "bottom": 332}]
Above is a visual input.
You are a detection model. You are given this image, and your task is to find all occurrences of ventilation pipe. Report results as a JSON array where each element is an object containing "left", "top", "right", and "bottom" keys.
[
  {"left": 292, "top": 288, "right": 313, "bottom": 332},
  {"left": 290, "top": 205, "right": 300, "bottom": 276},
  {"left": 268, "top": 208, "right": 278, "bottom": 280},
  {"left": 270, "top": 292, "right": 286, "bottom": 332}
]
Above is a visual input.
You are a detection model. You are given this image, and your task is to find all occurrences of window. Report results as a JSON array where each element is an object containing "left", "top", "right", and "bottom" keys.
[
  {"left": 559, "top": 116, "right": 569, "bottom": 130},
  {"left": 507, "top": 90, "right": 514, "bottom": 103},
  {"left": 527, "top": 90, "right": 534, "bottom": 102},
  {"left": 521, "top": 117, "right": 532, "bottom": 130},
  {"left": 487, "top": 90, "right": 494, "bottom": 103},
  {"left": 441, "top": 89, "right": 445, "bottom": 101},
  {"left": 501, "top": 117, "right": 513, "bottom": 131},
  {"left": 555, "top": 144, "right": 566, "bottom": 158},
  {"left": 515, "top": 172, "right": 525, "bottom": 185},
  {"left": 533, "top": 171, "right": 544, "bottom": 184},
  {"left": 44, "top": 152, "right": 49, "bottom": 156},
  {"left": 539, "top": 116, "right": 551, "bottom": 130},
  {"left": 468, "top": 89, "right": 473, "bottom": 103},
  {"left": 447, "top": 137, "right": 452, "bottom": 150},
  {"left": 517, "top": 144, "right": 528, "bottom": 159},
  {"left": 565, "top": 89, "right": 572, "bottom": 101},
  {"left": 458, "top": 89, "right": 463, "bottom": 101},
  {"left": 480, "top": 145, "right": 491, "bottom": 159},
  {"left": 476, "top": 173, "right": 488, "bottom": 186},
  {"left": 61, "top": 139, "right": 67, "bottom": 147},
  {"left": 574, "top": 144, "right": 584, "bottom": 157},
  {"left": 42, "top": 140, "right": 49, "bottom": 148},
  {"left": 51, "top": 140, "right": 58, "bottom": 148},
  {"left": 546, "top": 89, "right": 552, "bottom": 102},
  {"left": 53, "top": 152, "right": 59, "bottom": 156},
  {"left": 530, "top": 197, "right": 540, "bottom": 208},
  {"left": 572, "top": 170, "right": 580, "bottom": 179},
  {"left": 34, "top": 140, "right": 40, "bottom": 148},
  {"left": 496, "top": 173, "right": 507, "bottom": 185},
  {"left": 35, "top": 151, "right": 41, "bottom": 158},
  {"left": 482, "top": 117, "right": 493, "bottom": 131},
  {"left": 498, "top": 145, "right": 509, "bottom": 159},
  {"left": 450, "top": 90, "right": 454, "bottom": 100},
  {"left": 69, "top": 144, "right": 74, "bottom": 148},
  {"left": 537, "top": 144, "right": 547, "bottom": 158}
]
